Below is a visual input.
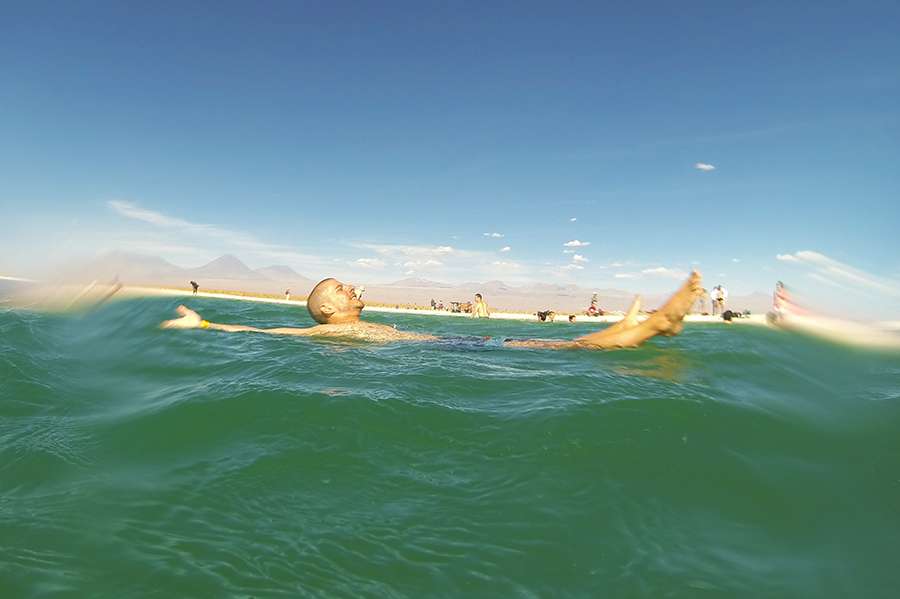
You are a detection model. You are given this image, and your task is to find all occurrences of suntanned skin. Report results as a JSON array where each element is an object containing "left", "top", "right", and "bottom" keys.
[
  {"left": 162, "top": 273, "right": 703, "bottom": 349},
  {"left": 162, "top": 278, "right": 436, "bottom": 342},
  {"left": 472, "top": 293, "right": 490, "bottom": 318},
  {"left": 504, "top": 271, "right": 701, "bottom": 349}
]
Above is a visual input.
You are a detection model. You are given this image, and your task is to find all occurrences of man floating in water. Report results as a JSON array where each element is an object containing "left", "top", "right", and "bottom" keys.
[{"left": 162, "top": 272, "right": 703, "bottom": 349}]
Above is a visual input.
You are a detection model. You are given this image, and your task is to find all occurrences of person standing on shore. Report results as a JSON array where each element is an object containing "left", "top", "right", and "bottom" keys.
[
  {"left": 696, "top": 287, "right": 710, "bottom": 314},
  {"left": 586, "top": 292, "right": 603, "bottom": 316},
  {"left": 190, "top": 281, "right": 199, "bottom": 295},
  {"left": 285, "top": 289, "right": 291, "bottom": 301},
  {"left": 712, "top": 284, "right": 727, "bottom": 315},
  {"left": 472, "top": 293, "right": 491, "bottom": 318}
]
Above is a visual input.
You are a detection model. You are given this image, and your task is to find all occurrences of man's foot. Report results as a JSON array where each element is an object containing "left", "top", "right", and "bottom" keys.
[
  {"left": 595, "top": 295, "right": 644, "bottom": 337},
  {"left": 161, "top": 305, "right": 203, "bottom": 329},
  {"left": 651, "top": 271, "right": 702, "bottom": 336},
  {"left": 622, "top": 295, "right": 642, "bottom": 328}
]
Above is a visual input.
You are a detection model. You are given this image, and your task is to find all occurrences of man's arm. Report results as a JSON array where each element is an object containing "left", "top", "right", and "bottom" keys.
[{"left": 161, "top": 305, "right": 317, "bottom": 336}]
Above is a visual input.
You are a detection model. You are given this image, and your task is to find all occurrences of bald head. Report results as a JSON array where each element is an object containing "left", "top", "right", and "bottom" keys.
[{"left": 306, "top": 278, "right": 364, "bottom": 324}]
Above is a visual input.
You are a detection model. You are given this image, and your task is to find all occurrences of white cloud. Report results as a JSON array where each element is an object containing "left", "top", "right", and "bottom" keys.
[
  {"left": 562, "top": 264, "right": 584, "bottom": 271},
  {"left": 564, "top": 239, "right": 591, "bottom": 247},
  {"left": 106, "top": 238, "right": 208, "bottom": 258},
  {"left": 778, "top": 250, "right": 900, "bottom": 297},
  {"left": 610, "top": 266, "right": 685, "bottom": 280},
  {"left": 609, "top": 261, "right": 624, "bottom": 268},
  {"left": 573, "top": 254, "right": 589, "bottom": 263},
  {"left": 483, "top": 232, "right": 504, "bottom": 238},
  {"left": 354, "top": 258, "right": 385, "bottom": 268},
  {"left": 570, "top": 217, "right": 577, "bottom": 222},
  {"left": 499, "top": 246, "right": 511, "bottom": 253},
  {"left": 0, "top": 275, "right": 36, "bottom": 282},
  {"left": 402, "top": 259, "right": 442, "bottom": 268},
  {"left": 359, "top": 243, "right": 457, "bottom": 258},
  {"left": 694, "top": 162, "right": 716, "bottom": 172},
  {"left": 354, "top": 241, "right": 538, "bottom": 282},
  {"left": 732, "top": 258, "right": 741, "bottom": 263},
  {"left": 109, "top": 200, "right": 191, "bottom": 228},
  {"left": 641, "top": 266, "right": 686, "bottom": 278},
  {"left": 807, "top": 272, "right": 852, "bottom": 290},
  {"left": 563, "top": 249, "right": 575, "bottom": 254},
  {"left": 107, "top": 200, "right": 325, "bottom": 267}
]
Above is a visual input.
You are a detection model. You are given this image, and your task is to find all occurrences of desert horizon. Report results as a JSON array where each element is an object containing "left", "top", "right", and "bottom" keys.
[{"left": 4, "top": 249, "right": 774, "bottom": 314}]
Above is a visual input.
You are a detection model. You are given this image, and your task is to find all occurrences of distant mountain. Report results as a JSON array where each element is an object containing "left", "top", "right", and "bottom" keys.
[
  {"left": 67, "top": 251, "right": 183, "bottom": 283},
  {"left": 255, "top": 265, "right": 312, "bottom": 282},
  {"left": 524, "top": 282, "right": 585, "bottom": 296},
  {"left": 478, "top": 280, "right": 514, "bottom": 293},
  {"left": 387, "top": 277, "right": 454, "bottom": 288},
  {"left": 54, "top": 250, "right": 774, "bottom": 313},
  {"left": 49, "top": 251, "right": 320, "bottom": 294},
  {"left": 188, "top": 254, "right": 264, "bottom": 280}
]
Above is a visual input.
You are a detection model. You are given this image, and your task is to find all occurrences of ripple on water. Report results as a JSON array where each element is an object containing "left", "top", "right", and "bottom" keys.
[{"left": 1, "top": 298, "right": 900, "bottom": 596}]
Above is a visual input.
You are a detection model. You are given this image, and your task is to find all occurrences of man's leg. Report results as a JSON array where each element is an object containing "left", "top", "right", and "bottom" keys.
[{"left": 575, "top": 272, "right": 701, "bottom": 349}]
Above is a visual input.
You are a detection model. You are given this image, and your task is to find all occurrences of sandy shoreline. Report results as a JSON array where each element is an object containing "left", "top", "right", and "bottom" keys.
[{"left": 122, "top": 285, "right": 767, "bottom": 325}]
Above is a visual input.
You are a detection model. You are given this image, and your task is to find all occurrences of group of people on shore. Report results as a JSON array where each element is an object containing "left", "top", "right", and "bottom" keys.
[
  {"left": 539, "top": 293, "right": 605, "bottom": 322},
  {"left": 189, "top": 280, "right": 751, "bottom": 324},
  {"left": 430, "top": 293, "right": 491, "bottom": 318}
]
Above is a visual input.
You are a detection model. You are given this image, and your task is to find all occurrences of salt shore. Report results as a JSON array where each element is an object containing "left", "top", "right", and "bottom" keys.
[{"left": 122, "top": 286, "right": 767, "bottom": 325}]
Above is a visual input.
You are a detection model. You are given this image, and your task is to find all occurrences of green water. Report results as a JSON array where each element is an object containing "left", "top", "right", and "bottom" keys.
[{"left": 2, "top": 296, "right": 899, "bottom": 598}]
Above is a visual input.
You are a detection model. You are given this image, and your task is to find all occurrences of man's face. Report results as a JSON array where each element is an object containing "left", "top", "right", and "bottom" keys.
[{"left": 319, "top": 279, "right": 364, "bottom": 319}]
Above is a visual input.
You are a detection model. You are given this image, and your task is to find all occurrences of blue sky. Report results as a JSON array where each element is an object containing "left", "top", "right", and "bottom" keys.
[{"left": 2, "top": 1, "right": 898, "bottom": 312}]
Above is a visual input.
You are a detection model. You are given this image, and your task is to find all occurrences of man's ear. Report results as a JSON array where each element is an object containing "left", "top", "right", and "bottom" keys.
[{"left": 319, "top": 303, "right": 335, "bottom": 317}]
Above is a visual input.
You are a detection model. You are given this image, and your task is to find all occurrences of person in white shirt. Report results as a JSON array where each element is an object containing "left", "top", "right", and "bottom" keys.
[{"left": 712, "top": 284, "right": 728, "bottom": 315}]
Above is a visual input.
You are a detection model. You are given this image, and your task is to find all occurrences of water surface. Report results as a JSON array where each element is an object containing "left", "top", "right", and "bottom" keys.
[{"left": 2, "top": 297, "right": 899, "bottom": 597}]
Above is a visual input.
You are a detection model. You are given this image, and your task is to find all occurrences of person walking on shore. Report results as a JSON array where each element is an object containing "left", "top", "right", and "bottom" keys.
[{"left": 190, "top": 281, "right": 199, "bottom": 295}]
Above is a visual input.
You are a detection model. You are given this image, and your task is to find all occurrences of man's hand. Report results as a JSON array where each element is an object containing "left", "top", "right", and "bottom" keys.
[{"left": 161, "top": 305, "right": 203, "bottom": 329}]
